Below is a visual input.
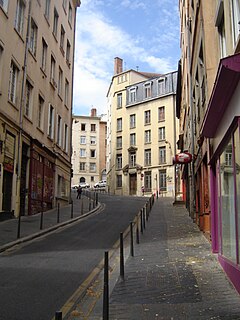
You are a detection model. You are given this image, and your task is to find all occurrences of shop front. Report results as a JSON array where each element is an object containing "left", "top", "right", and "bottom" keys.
[{"left": 202, "top": 53, "right": 240, "bottom": 293}]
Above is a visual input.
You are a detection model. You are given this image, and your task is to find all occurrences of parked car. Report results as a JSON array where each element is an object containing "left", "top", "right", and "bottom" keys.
[
  {"left": 79, "top": 182, "right": 90, "bottom": 189},
  {"left": 94, "top": 180, "right": 106, "bottom": 188}
]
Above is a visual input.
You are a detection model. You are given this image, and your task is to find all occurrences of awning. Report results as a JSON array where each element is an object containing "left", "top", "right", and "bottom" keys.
[{"left": 201, "top": 53, "right": 240, "bottom": 138}]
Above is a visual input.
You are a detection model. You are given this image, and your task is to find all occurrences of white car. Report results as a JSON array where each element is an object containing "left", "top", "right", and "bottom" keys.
[
  {"left": 94, "top": 180, "right": 106, "bottom": 188},
  {"left": 79, "top": 182, "right": 90, "bottom": 189}
]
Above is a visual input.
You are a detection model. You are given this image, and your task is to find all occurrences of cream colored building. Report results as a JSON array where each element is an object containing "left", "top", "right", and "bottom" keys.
[
  {"left": 72, "top": 109, "right": 107, "bottom": 188},
  {"left": 0, "top": 0, "right": 80, "bottom": 217},
  {"left": 107, "top": 58, "right": 179, "bottom": 197}
]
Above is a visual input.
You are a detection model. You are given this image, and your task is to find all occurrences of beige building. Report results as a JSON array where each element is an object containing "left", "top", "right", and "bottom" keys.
[
  {"left": 72, "top": 109, "right": 107, "bottom": 188},
  {"left": 107, "top": 58, "right": 179, "bottom": 197},
  {"left": 0, "top": 0, "right": 80, "bottom": 217},
  {"left": 177, "top": 0, "right": 240, "bottom": 293}
]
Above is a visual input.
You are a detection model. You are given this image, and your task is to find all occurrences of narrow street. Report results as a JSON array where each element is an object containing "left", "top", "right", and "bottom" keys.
[{"left": 0, "top": 194, "right": 146, "bottom": 320}]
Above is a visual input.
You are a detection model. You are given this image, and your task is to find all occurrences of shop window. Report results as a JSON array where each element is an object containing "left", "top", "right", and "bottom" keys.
[{"left": 219, "top": 138, "right": 236, "bottom": 262}]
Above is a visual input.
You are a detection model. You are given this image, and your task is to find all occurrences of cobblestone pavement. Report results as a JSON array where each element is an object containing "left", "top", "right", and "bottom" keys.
[{"left": 66, "top": 197, "right": 240, "bottom": 320}]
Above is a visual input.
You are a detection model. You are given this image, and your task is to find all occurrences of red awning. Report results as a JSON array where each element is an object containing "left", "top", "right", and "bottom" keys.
[{"left": 201, "top": 53, "right": 240, "bottom": 138}]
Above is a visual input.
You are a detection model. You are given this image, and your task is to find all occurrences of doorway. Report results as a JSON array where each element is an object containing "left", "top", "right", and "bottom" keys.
[{"left": 129, "top": 173, "right": 137, "bottom": 195}]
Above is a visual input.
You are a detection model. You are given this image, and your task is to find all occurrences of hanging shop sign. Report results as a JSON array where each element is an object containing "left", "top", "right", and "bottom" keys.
[{"left": 173, "top": 152, "right": 192, "bottom": 164}]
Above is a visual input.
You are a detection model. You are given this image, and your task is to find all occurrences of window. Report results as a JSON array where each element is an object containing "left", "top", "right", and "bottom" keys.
[
  {"left": 159, "top": 127, "right": 165, "bottom": 141},
  {"left": 231, "top": 0, "right": 240, "bottom": 46},
  {"left": 216, "top": 2, "right": 227, "bottom": 58},
  {"left": 117, "top": 118, "right": 122, "bottom": 131},
  {"left": 15, "top": 0, "right": 25, "bottom": 35},
  {"left": 144, "top": 110, "right": 151, "bottom": 125},
  {"left": 116, "top": 175, "right": 122, "bottom": 188},
  {"left": 90, "top": 163, "right": 96, "bottom": 172},
  {"left": 57, "top": 115, "right": 62, "bottom": 146},
  {"left": 0, "top": 0, "right": 8, "bottom": 12},
  {"left": 81, "top": 123, "right": 86, "bottom": 131},
  {"left": 79, "top": 162, "right": 85, "bottom": 171},
  {"left": 91, "top": 124, "right": 96, "bottom": 132},
  {"left": 144, "top": 82, "right": 152, "bottom": 98},
  {"left": 90, "top": 136, "right": 96, "bottom": 145},
  {"left": 145, "top": 149, "right": 151, "bottom": 166},
  {"left": 130, "top": 133, "right": 136, "bottom": 146},
  {"left": 90, "top": 149, "right": 96, "bottom": 158},
  {"left": 80, "top": 148, "right": 86, "bottom": 157},
  {"left": 44, "top": 0, "right": 50, "bottom": 20},
  {"left": 130, "top": 114, "right": 136, "bottom": 128},
  {"left": 60, "top": 25, "right": 65, "bottom": 54},
  {"left": 144, "top": 171, "right": 152, "bottom": 192},
  {"left": 64, "top": 79, "right": 69, "bottom": 106},
  {"left": 116, "top": 154, "right": 122, "bottom": 169},
  {"left": 64, "top": 124, "right": 68, "bottom": 152},
  {"left": 159, "top": 147, "right": 166, "bottom": 164},
  {"left": 158, "top": 106, "right": 165, "bottom": 121},
  {"left": 117, "top": 93, "right": 122, "bottom": 108},
  {"left": 38, "top": 95, "right": 44, "bottom": 130},
  {"left": 129, "top": 151, "right": 136, "bottom": 167},
  {"left": 68, "top": 2, "right": 72, "bottom": 25},
  {"left": 220, "top": 139, "right": 236, "bottom": 261},
  {"left": 80, "top": 136, "right": 86, "bottom": 144},
  {"left": 158, "top": 78, "right": 166, "bottom": 95},
  {"left": 66, "top": 40, "right": 71, "bottom": 65},
  {"left": 0, "top": 45, "right": 3, "bottom": 91},
  {"left": 29, "top": 18, "right": 38, "bottom": 56},
  {"left": 53, "top": 8, "right": 59, "bottom": 37},
  {"left": 159, "top": 170, "right": 167, "bottom": 192},
  {"left": 41, "top": 38, "right": 47, "bottom": 72},
  {"left": 8, "top": 61, "right": 19, "bottom": 105},
  {"left": 129, "top": 87, "right": 136, "bottom": 103},
  {"left": 117, "top": 136, "right": 122, "bottom": 149},
  {"left": 145, "top": 130, "right": 151, "bottom": 144},
  {"left": 48, "top": 104, "right": 54, "bottom": 139},
  {"left": 50, "top": 55, "right": 56, "bottom": 85},
  {"left": 25, "top": 80, "right": 33, "bottom": 118},
  {"left": 58, "top": 67, "right": 63, "bottom": 97}
]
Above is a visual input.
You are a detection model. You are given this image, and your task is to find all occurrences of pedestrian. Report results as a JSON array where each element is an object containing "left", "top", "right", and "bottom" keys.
[
  {"left": 77, "top": 185, "right": 82, "bottom": 199},
  {"left": 141, "top": 185, "right": 145, "bottom": 196}
]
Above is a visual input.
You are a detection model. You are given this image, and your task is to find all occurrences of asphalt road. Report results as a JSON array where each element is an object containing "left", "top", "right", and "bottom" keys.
[{"left": 0, "top": 194, "right": 146, "bottom": 320}]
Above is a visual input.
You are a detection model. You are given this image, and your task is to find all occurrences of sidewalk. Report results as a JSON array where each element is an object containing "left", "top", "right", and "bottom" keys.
[
  {"left": 66, "top": 197, "right": 240, "bottom": 320},
  {"left": 0, "top": 190, "right": 100, "bottom": 253}
]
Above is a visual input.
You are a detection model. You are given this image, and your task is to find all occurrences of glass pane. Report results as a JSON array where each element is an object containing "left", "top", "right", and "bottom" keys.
[
  {"left": 234, "top": 127, "right": 240, "bottom": 260},
  {"left": 220, "top": 138, "right": 236, "bottom": 262}
]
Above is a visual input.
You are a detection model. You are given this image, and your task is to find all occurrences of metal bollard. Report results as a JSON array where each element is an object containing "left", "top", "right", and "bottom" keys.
[
  {"left": 130, "top": 222, "right": 134, "bottom": 257},
  {"left": 140, "top": 210, "right": 143, "bottom": 234},
  {"left": 120, "top": 232, "right": 124, "bottom": 280},
  {"left": 17, "top": 211, "right": 21, "bottom": 239},
  {"left": 55, "top": 311, "right": 62, "bottom": 320},
  {"left": 136, "top": 219, "right": 140, "bottom": 244},
  {"left": 57, "top": 203, "right": 60, "bottom": 223},
  {"left": 71, "top": 200, "right": 73, "bottom": 219},
  {"left": 81, "top": 199, "right": 84, "bottom": 215},
  {"left": 96, "top": 192, "right": 98, "bottom": 206},
  {"left": 103, "top": 251, "right": 109, "bottom": 320},
  {"left": 88, "top": 197, "right": 91, "bottom": 211},
  {"left": 143, "top": 208, "right": 146, "bottom": 229},
  {"left": 40, "top": 209, "right": 44, "bottom": 230}
]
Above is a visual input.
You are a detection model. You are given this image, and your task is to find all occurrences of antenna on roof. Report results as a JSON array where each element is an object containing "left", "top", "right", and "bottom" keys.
[{"left": 136, "top": 66, "right": 139, "bottom": 71}]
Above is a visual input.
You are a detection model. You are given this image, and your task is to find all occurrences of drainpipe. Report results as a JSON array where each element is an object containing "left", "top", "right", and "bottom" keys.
[
  {"left": 16, "top": 0, "right": 32, "bottom": 217},
  {"left": 187, "top": 13, "right": 196, "bottom": 219}
]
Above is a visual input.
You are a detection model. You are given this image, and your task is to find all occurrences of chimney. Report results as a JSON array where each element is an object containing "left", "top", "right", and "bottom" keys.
[
  {"left": 114, "top": 57, "right": 123, "bottom": 75},
  {"left": 91, "top": 108, "right": 97, "bottom": 117}
]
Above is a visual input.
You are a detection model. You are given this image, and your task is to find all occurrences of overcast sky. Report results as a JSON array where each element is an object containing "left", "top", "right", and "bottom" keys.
[{"left": 73, "top": 0, "right": 180, "bottom": 116}]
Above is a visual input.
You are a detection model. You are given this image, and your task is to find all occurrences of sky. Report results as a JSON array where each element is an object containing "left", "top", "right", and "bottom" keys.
[{"left": 73, "top": 0, "right": 180, "bottom": 116}]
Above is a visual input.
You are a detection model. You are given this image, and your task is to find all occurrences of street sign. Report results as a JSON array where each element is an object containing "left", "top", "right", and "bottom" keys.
[{"left": 173, "top": 152, "right": 192, "bottom": 164}]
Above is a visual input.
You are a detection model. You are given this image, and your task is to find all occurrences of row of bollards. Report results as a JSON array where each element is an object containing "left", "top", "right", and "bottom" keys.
[
  {"left": 54, "top": 194, "right": 155, "bottom": 320},
  {"left": 17, "top": 191, "right": 98, "bottom": 240},
  {"left": 102, "top": 194, "right": 155, "bottom": 319}
]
